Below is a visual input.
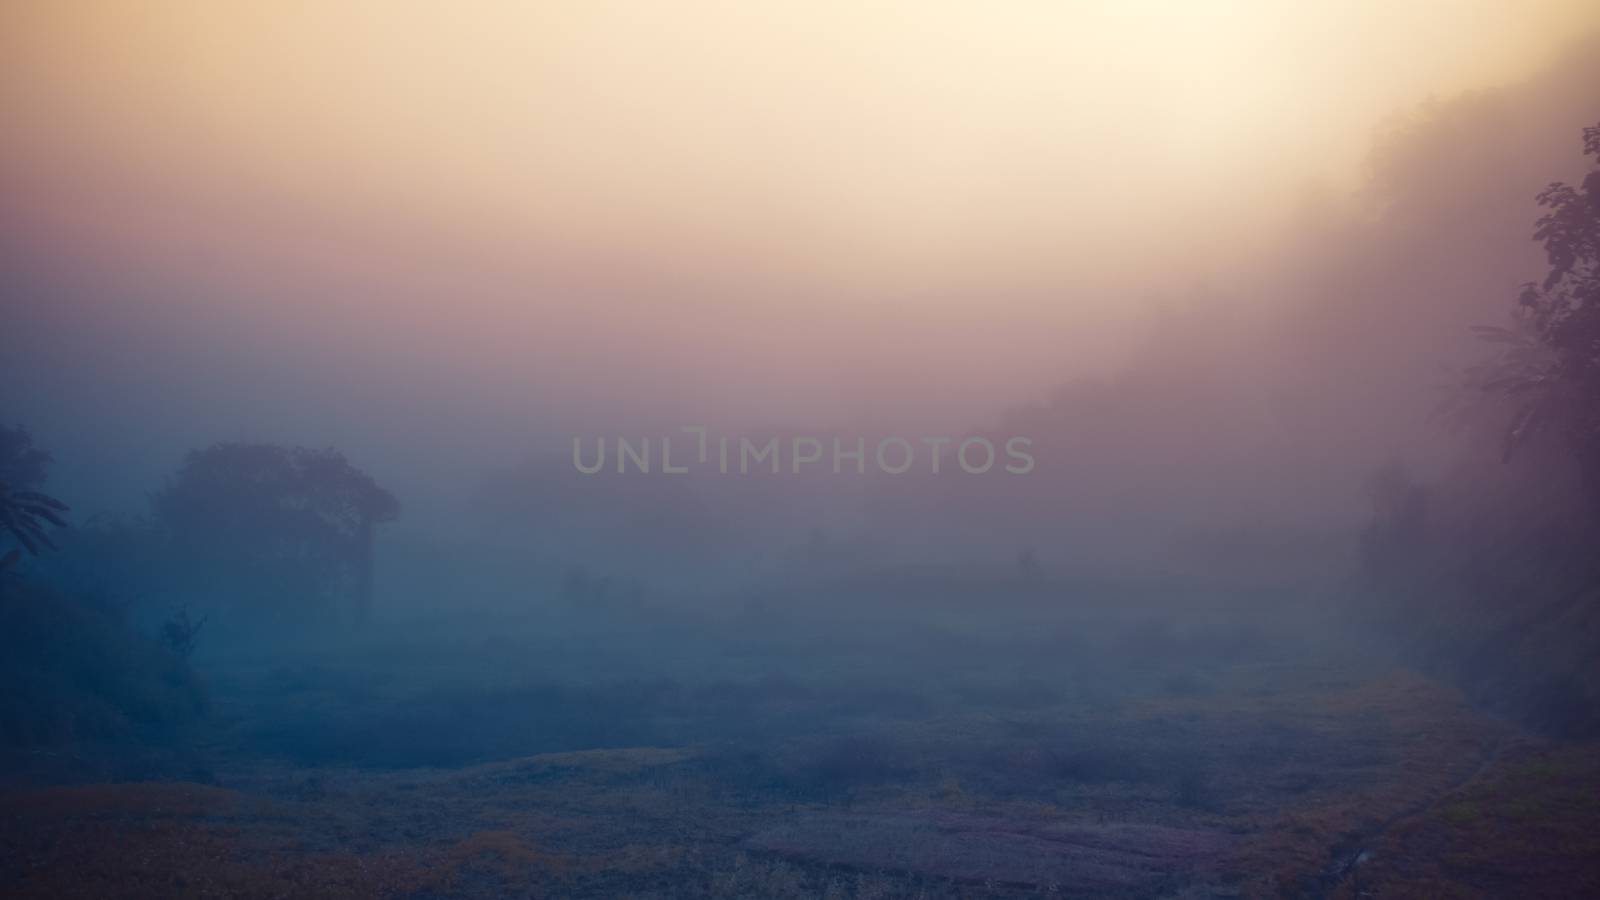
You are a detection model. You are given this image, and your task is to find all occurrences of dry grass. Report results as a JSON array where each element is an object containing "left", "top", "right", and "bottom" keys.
[{"left": 2, "top": 654, "right": 1588, "bottom": 898}]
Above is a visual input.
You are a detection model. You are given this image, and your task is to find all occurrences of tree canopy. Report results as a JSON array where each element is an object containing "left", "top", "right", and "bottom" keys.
[
  {"left": 0, "top": 425, "right": 67, "bottom": 569},
  {"left": 1471, "top": 122, "right": 1600, "bottom": 518},
  {"left": 153, "top": 443, "right": 398, "bottom": 618}
]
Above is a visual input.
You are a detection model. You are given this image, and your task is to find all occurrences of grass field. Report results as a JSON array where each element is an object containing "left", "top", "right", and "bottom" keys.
[{"left": 2, "top": 571, "right": 1590, "bottom": 898}]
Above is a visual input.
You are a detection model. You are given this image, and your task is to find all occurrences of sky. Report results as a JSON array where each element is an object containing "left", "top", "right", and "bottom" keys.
[
  {"left": 5, "top": 2, "right": 1593, "bottom": 272},
  {"left": 2, "top": 1, "right": 1598, "bottom": 515}
]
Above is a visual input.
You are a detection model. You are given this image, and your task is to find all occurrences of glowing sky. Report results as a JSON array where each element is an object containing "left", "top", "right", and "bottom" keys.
[
  {"left": 2, "top": 1, "right": 1597, "bottom": 446},
  {"left": 6, "top": 2, "right": 1595, "bottom": 281}
]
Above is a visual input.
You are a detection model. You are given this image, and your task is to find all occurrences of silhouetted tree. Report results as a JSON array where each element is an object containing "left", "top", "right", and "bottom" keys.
[
  {"left": 159, "top": 605, "right": 208, "bottom": 660},
  {"left": 0, "top": 425, "right": 68, "bottom": 570},
  {"left": 1358, "top": 461, "right": 1428, "bottom": 580},
  {"left": 0, "top": 482, "right": 69, "bottom": 570},
  {"left": 1016, "top": 547, "right": 1041, "bottom": 581},
  {"left": 1470, "top": 122, "right": 1600, "bottom": 521},
  {"left": 154, "top": 443, "right": 398, "bottom": 621},
  {"left": 0, "top": 424, "right": 52, "bottom": 491}
]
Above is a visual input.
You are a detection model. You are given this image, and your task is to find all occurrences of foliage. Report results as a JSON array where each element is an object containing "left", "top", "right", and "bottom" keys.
[
  {"left": 0, "top": 425, "right": 69, "bottom": 571},
  {"left": 1358, "top": 461, "right": 1429, "bottom": 581},
  {"left": 0, "top": 423, "right": 52, "bottom": 490},
  {"left": 159, "top": 606, "right": 208, "bottom": 660},
  {"left": 0, "top": 480, "right": 69, "bottom": 570},
  {"left": 1471, "top": 122, "right": 1600, "bottom": 517},
  {"left": 155, "top": 443, "right": 398, "bottom": 548},
  {"left": 152, "top": 443, "right": 399, "bottom": 619},
  {"left": 31, "top": 513, "right": 162, "bottom": 601},
  {"left": 0, "top": 579, "right": 208, "bottom": 747}
]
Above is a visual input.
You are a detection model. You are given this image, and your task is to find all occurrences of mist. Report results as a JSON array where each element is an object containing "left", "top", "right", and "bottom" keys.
[{"left": 3, "top": 4, "right": 1600, "bottom": 898}]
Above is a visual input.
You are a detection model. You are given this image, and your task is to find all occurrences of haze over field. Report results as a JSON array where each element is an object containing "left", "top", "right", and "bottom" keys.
[
  {"left": 3, "top": 2, "right": 1598, "bottom": 520},
  {"left": 3, "top": 5, "right": 1600, "bottom": 897}
]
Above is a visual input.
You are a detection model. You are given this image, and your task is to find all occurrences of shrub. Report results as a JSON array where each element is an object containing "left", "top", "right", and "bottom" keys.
[{"left": 0, "top": 579, "right": 208, "bottom": 748}]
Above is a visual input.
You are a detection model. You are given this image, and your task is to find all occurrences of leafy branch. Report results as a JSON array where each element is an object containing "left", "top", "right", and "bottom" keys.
[{"left": 0, "top": 480, "right": 70, "bottom": 569}]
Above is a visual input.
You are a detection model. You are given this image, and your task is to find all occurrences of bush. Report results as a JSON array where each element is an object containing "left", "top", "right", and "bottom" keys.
[{"left": 0, "top": 579, "right": 208, "bottom": 748}]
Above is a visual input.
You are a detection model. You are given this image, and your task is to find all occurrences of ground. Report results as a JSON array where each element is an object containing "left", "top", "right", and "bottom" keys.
[{"left": 2, "top": 573, "right": 1594, "bottom": 898}]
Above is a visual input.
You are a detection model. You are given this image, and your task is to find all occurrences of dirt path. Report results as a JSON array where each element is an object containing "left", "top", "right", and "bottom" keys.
[{"left": 1315, "top": 735, "right": 1512, "bottom": 898}]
